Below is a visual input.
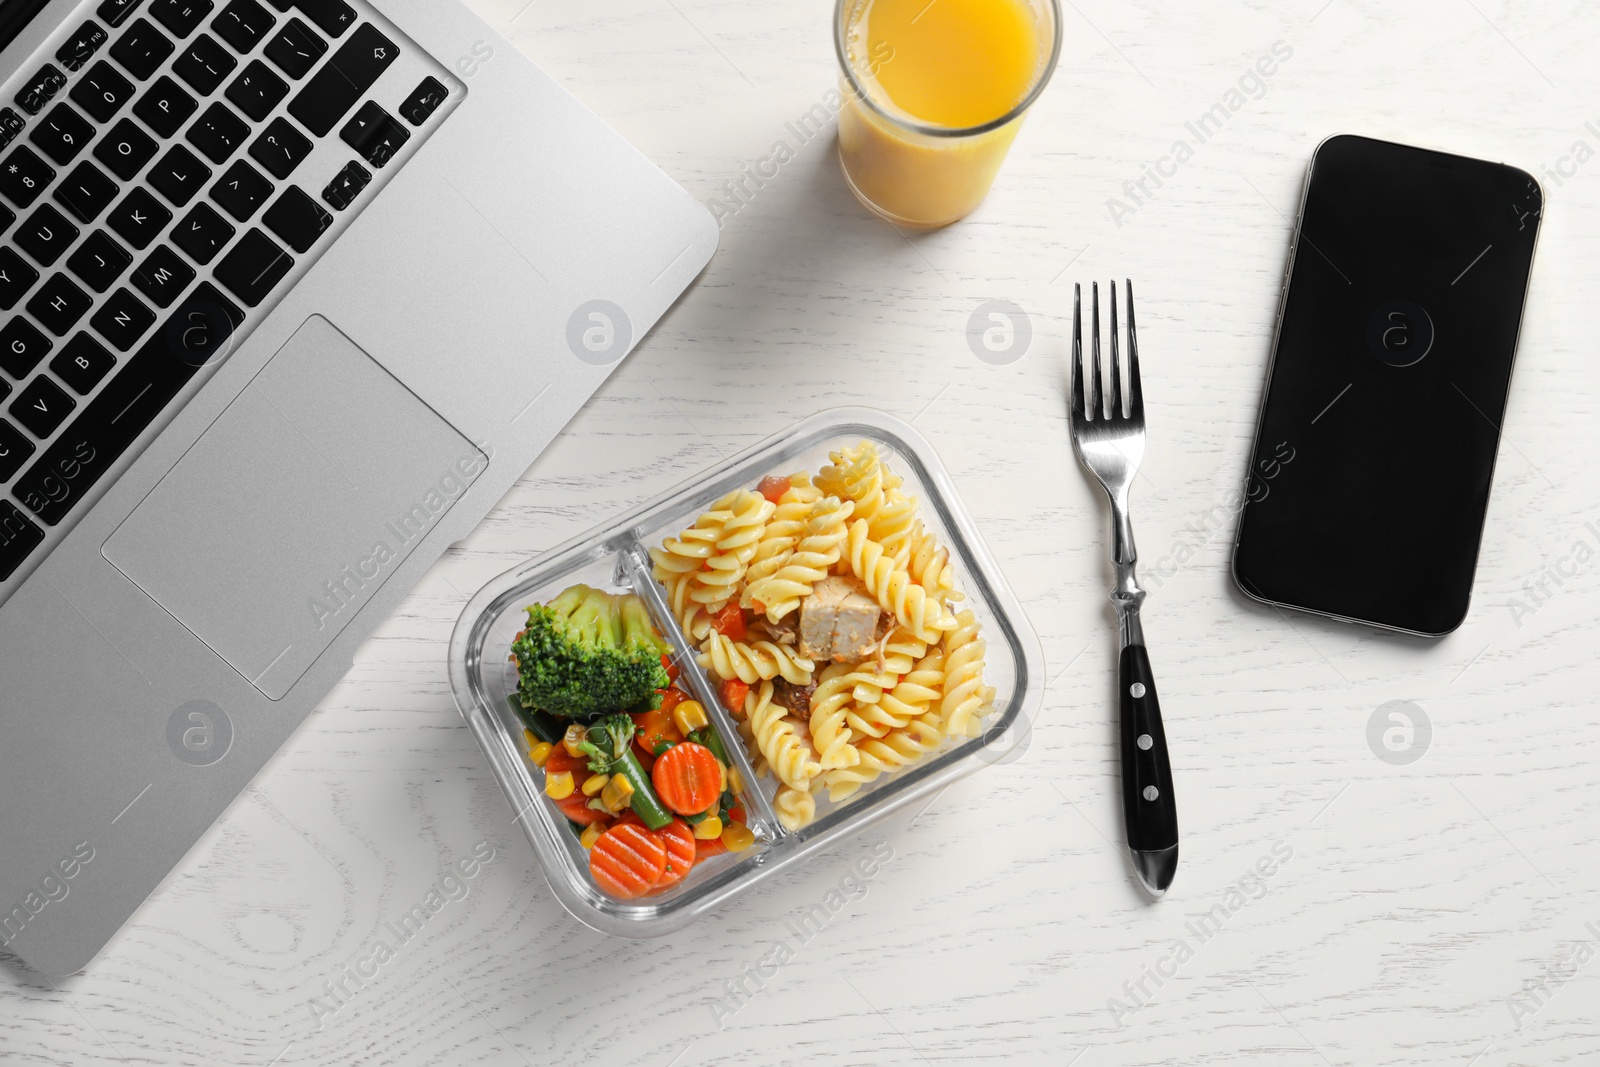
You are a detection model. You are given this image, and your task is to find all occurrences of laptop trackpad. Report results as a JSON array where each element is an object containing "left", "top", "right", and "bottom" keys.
[{"left": 104, "top": 316, "right": 485, "bottom": 700}]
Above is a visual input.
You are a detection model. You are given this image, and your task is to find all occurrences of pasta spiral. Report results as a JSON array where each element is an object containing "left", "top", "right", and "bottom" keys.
[
  {"left": 907, "top": 521, "right": 959, "bottom": 604},
  {"left": 741, "top": 476, "right": 822, "bottom": 600},
  {"left": 745, "top": 681, "right": 823, "bottom": 792},
  {"left": 808, "top": 662, "right": 860, "bottom": 770},
  {"left": 699, "top": 632, "right": 815, "bottom": 685},
  {"left": 816, "top": 442, "right": 917, "bottom": 550},
  {"left": 774, "top": 785, "right": 817, "bottom": 832},
  {"left": 819, "top": 719, "right": 945, "bottom": 802},
  {"left": 745, "top": 495, "right": 854, "bottom": 621},
  {"left": 940, "top": 609, "right": 990, "bottom": 737},
  {"left": 846, "top": 519, "right": 954, "bottom": 643},
  {"left": 691, "top": 490, "right": 774, "bottom": 613}
]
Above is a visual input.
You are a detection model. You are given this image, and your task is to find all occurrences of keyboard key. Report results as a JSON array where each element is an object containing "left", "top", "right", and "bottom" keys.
[
  {"left": 132, "top": 244, "right": 195, "bottom": 306},
  {"left": 0, "top": 202, "right": 11, "bottom": 232},
  {"left": 15, "top": 65, "right": 67, "bottom": 116},
  {"left": 320, "top": 158, "right": 367, "bottom": 210},
  {"left": 340, "top": 101, "right": 408, "bottom": 168},
  {"left": 2, "top": 146, "right": 57, "bottom": 209},
  {"left": 91, "top": 287, "right": 156, "bottom": 350},
  {"left": 172, "top": 201, "right": 233, "bottom": 262},
  {"left": 400, "top": 77, "right": 447, "bottom": 127},
  {"left": 94, "top": 118, "right": 159, "bottom": 180},
  {"left": 0, "top": 247, "right": 40, "bottom": 309},
  {"left": 15, "top": 283, "right": 241, "bottom": 524},
  {"left": 133, "top": 76, "right": 198, "bottom": 138},
  {"left": 287, "top": 24, "right": 397, "bottom": 137},
  {"left": 15, "top": 205, "right": 80, "bottom": 266},
  {"left": 262, "top": 184, "right": 328, "bottom": 252},
  {"left": 150, "top": 0, "right": 216, "bottom": 39},
  {"left": 213, "top": 0, "right": 275, "bottom": 53},
  {"left": 11, "top": 376, "right": 77, "bottom": 438},
  {"left": 107, "top": 187, "right": 172, "bottom": 248},
  {"left": 27, "top": 275, "right": 94, "bottom": 336},
  {"left": 0, "top": 501, "right": 45, "bottom": 578},
  {"left": 210, "top": 158, "right": 272, "bottom": 220},
  {"left": 173, "top": 33, "right": 238, "bottom": 95},
  {"left": 0, "top": 316, "right": 52, "bottom": 376},
  {"left": 0, "top": 428, "right": 36, "bottom": 485},
  {"left": 263, "top": 17, "right": 325, "bottom": 79},
  {"left": 67, "top": 230, "right": 133, "bottom": 292},
  {"left": 213, "top": 227, "right": 289, "bottom": 305},
  {"left": 51, "top": 333, "right": 117, "bottom": 395},
  {"left": 147, "top": 144, "right": 211, "bottom": 205},
  {"left": 185, "top": 102, "right": 250, "bottom": 163},
  {"left": 0, "top": 108, "right": 25, "bottom": 151},
  {"left": 224, "top": 60, "right": 288, "bottom": 121},
  {"left": 247, "top": 116, "right": 309, "bottom": 179},
  {"left": 97, "top": 0, "right": 146, "bottom": 29},
  {"left": 110, "top": 19, "right": 176, "bottom": 81},
  {"left": 70, "top": 60, "right": 137, "bottom": 124},
  {"left": 57, "top": 21, "right": 111, "bottom": 73},
  {"left": 28, "top": 104, "right": 96, "bottom": 166},
  {"left": 0, "top": 378, "right": 8, "bottom": 402},
  {"left": 294, "top": 0, "right": 354, "bottom": 38},
  {"left": 53, "top": 161, "right": 120, "bottom": 223}
]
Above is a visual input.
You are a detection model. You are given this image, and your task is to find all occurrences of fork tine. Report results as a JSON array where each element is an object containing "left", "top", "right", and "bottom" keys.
[
  {"left": 1108, "top": 279, "right": 1123, "bottom": 419},
  {"left": 1124, "top": 278, "right": 1143, "bottom": 421},
  {"left": 1089, "top": 282, "right": 1103, "bottom": 420},
  {"left": 1071, "top": 283, "right": 1084, "bottom": 420}
]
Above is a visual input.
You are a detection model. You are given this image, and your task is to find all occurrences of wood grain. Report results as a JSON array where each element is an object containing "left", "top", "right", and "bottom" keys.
[{"left": 6, "top": 0, "right": 1600, "bottom": 1064}]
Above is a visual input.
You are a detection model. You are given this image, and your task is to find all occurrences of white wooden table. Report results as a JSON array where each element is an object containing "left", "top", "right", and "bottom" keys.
[{"left": 7, "top": 1, "right": 1600, "bottom": 1064}]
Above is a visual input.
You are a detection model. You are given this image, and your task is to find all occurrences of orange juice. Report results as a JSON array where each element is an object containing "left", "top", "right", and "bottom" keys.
[{"left": 836, "top": 0, "right": 1058, "bottom": 227}]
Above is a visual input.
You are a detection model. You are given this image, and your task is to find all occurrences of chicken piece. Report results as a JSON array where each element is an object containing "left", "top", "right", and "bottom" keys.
[{"left": 798, "top": 576, "right": 883, "bottom": 663}]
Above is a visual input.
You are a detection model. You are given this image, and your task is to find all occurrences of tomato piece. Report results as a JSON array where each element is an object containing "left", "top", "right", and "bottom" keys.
[
  {"left": 712, "top": 603, "right": 747, "bottom": 641},
  {"left": 650, "top": 820, "right": 698, "bottom": 892},
  {"left": 720, "top": 678, "right": 750, "bottom": 716},
  {"left": 589, "top": 824, "right": 667, "bottom": 898},
  {"left": 695, "top": 834, "right": 728, "bottom": 860},
  {"left": 757, "top": 475, "right": 791, "bottom": 505},
  {"left": 662, "top": 653, "right": 679, "bottom": 682},
  {"left": 651, "top": 741, "right": 723, "bottom": 816}
]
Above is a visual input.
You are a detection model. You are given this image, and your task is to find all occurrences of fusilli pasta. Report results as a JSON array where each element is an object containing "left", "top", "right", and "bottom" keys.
[
  {"left": 699, "top": 632, "right": 815, "bottom": 685},
  {"left": 745, "top": 495, "right": 854, "bottom": 621},
  {"left": 745, "top": 681, "right": 823, "bottom": 793},
  {"left": 846, "top": 518, "right": 954, "bottom": 642}
]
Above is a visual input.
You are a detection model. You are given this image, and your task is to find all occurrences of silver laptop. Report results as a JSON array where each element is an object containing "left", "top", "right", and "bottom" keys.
[{"left": 0, "top": 0, "right": 716, "bottom": 975}]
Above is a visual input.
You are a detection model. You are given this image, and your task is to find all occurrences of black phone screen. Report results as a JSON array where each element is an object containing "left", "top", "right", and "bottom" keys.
[{"left": 1233, "top": 135, "right": 1542, "bottom": 636}]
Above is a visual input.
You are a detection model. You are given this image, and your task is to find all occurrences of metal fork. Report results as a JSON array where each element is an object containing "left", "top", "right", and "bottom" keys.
[{"left": 1069, "top": 279, "right": 1179, "bottom": 899}]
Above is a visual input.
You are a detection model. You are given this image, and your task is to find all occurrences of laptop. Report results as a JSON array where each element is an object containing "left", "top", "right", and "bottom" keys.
[{"left": 0, "top": 0, "right": 716, "bottom": 975}]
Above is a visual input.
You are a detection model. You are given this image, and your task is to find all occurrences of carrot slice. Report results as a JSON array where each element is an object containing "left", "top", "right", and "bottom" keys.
[
  {"left": 651, "top": 741, "right": 722, "bottom": 816},
  {"left": 590, "top": 823, "right": 667, "bottom": 899},
  {"left": 650, "top": 820, "right": 698, "bottom": 892}
]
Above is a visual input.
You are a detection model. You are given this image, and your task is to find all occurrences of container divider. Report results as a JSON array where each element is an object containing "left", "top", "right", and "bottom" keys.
[{"left": 618, "top": 540, "right": 785, "bottom": 841}]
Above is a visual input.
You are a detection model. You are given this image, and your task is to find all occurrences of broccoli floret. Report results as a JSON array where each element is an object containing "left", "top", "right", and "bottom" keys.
[{"left": 511, "top": 584, "right": 671, "bottom": 719}]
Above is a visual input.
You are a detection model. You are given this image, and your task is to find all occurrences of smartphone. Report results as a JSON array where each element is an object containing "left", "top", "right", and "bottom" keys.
[{"left": 1233, "top": 135, "right": 1542, "bottom": 636}]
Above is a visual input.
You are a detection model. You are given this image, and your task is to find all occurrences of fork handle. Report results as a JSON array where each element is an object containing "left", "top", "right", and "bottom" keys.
[{"left": 1120, "top": 644, "right": 1179, "bottom": 896}]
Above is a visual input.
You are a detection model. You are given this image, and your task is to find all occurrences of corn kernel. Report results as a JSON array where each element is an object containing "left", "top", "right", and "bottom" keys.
[
  {"left": 562, "top": 724, "right": 587, "bottom": 757},
  {"left": 692, "top": 815, "right": 723, "bottom": 840},
  {"left": 721, "top": 822, "right": 755, "bottom": 852},
  {"left": 582, "top": 773, "right": 609, "bottom": 797},
  {"left": 601, "top": 774, "right": 635, "bottom": 813},
  {"left": 715, "top": 759, "right": 728, "bottom": 795},
  {"left": 545, "top": 771, "right": 574, "bottom": 800},
  {"left": 579, "top": 822, "right": 607, "bottom": 850},
  {"left": 523, "top": 728, "right": 537, "bottom": 749},
  {"left": 529, "top": 741, "right": 553, "bottom": 768},
  {"left": 727, "top": 765, "right": 745, "bottom": 795},
  {"left": 672, "top": 699, "right": 710, "bottom": 736}
]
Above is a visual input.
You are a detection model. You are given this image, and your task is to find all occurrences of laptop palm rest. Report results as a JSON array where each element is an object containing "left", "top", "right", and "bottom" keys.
[{"left": 103, "top": 316, "right": 486, "bottom": 700}]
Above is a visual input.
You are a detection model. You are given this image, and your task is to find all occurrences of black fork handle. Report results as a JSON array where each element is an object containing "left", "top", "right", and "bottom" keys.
[{"left": 1120, "top": 644, "right": 1178, "bottom": 895}]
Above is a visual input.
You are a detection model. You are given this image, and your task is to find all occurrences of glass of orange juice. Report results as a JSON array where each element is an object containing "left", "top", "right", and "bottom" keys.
[{"left": 835, "top": 0, "right": 1061, "bottom": 229}]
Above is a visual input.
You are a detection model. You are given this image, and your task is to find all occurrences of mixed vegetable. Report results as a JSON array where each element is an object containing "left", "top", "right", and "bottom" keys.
[{"left": 511, "top": 584, "right": 754, "bottom": 899}]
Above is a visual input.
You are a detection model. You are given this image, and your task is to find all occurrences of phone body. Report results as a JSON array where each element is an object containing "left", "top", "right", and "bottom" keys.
[{"left": 1233, "top": 134, "right": 1542, "bottom": 636}]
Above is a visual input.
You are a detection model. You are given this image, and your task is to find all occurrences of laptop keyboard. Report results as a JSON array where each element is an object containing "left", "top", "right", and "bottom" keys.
[{"left": 0, "top": 0, "right": 454, "bottom": 583}]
